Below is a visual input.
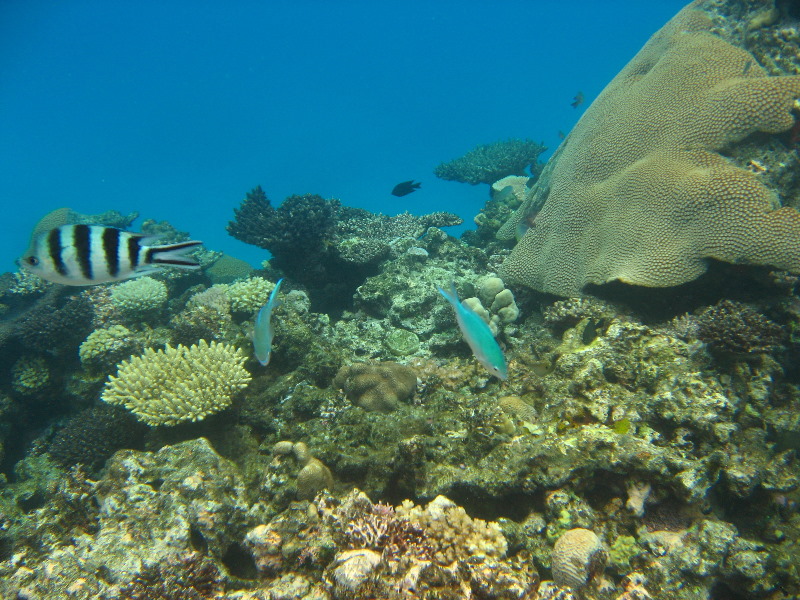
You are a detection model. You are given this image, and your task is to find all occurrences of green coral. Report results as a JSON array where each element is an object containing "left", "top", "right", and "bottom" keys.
[
  {"left": 11, "top": 356, "right": 50, "bottom": 395},
  {"left": 384, "top": 328, "right": 420, "bottom": 356}
]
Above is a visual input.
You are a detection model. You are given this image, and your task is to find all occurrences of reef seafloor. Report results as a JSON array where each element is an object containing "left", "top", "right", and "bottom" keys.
[{"left": 2, "top": 1, "right": 800, "bottom": 599}]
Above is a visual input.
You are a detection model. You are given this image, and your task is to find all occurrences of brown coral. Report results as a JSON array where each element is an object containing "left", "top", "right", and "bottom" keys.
[
  {"left": 499, "top": 6, "right": 800, "bottom": 296},
  {"left": 551, "top": 528, "right": 607, "bottom": 590},
  {"left": 333, "top": 362, "right": 417, "bottom": 412}
]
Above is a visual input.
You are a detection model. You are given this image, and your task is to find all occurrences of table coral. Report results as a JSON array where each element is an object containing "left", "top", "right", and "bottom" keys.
[
  {"left": 101, "top": 340, "right": 251, "bottom": 426},
  {"left": 499, "top": 5, "right": 800, "bottom": 296}
]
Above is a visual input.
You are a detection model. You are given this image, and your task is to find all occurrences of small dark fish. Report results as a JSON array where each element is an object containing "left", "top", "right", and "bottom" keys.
[
  {"left": 743, "top": 60, "right": 752, "bottom": 75},
  {"left": 391, "top": 180, "right": 421, "bottom": 197},
  {"left": 558, "top": 130, "right": 566, "bottom": 140},
  {"left": 570, "top": 91, "right": 585, "bottom": 109}
]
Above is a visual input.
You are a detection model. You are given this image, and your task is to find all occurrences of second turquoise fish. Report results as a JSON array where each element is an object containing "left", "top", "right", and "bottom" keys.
[
  {"left": 253, "top": 278, "right": 283, "bottom": 366},
  {"left": 438, "top": 282, "right": 507, "bottom": 380}
]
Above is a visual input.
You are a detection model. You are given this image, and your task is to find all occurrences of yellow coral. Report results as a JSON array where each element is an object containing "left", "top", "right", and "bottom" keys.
[
  {"left": 499, "top": 6, "right": 800, "bottom": 296},
  {"left": 110, "top": 276, "right": 168, "bottom": 316},
  {"left": 223, "top": 277, "right": 275, "bottom": 314},
  {"left": 11, "top": 356, "right": 50, "bottom": 395},
  {"left": 395, "top": 495, "right": 507, "bottom": 564},
  {"left": 101, "top": 340, "right": 251, "bottom": 426},
  {"left": 79, "top": 325, "right": 134, "bottom": 365}
]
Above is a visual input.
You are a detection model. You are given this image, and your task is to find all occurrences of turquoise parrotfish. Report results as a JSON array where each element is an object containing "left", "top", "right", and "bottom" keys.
[
  {"left": 437, "top": 282, "right": 508, "bottom": 380},
  {"left": 253, "top": 278, "right": 283, "bottom": 366}
]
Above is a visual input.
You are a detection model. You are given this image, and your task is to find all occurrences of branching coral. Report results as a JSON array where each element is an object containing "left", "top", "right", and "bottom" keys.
[
  {"left": 109, "top": 276, "right": 168, "bottom": 320},
  {"left": 694, "top": 299, "right": 785, "bottom": 355},
  {"left": 499, "top": 6, "right": 800, "bottom": 296},
  {"left": 435, "top": 138, "right": 547, "bottom": 185},
  {"left": 101, "top": 340, "right": 251, "bottom": 426}
]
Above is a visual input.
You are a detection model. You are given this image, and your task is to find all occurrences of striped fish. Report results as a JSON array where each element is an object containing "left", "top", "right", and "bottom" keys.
[{"left": 20, "top": 224, "right": 203, "bottom": 285}]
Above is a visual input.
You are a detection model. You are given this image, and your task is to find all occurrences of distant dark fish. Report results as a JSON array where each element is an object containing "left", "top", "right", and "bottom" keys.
[
  {"left": 391, "top": 180, "right": 421, "bottom": 197},
  {"left": 558, "top": 130, "right": 566, "bottom": 140},
  {"left": 570, "top": 91, "right": 585, "bottom": 109},
  {"left": 20, "top": 224, "right": 202, "bottom": 285}
]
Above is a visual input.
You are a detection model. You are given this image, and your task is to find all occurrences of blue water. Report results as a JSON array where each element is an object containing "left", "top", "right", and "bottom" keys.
[{"left": 0, "top": 0, "right": 685, "bottom": 273}]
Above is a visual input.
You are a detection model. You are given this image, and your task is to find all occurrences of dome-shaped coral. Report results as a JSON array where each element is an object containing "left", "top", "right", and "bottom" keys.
[
  {"left": 110, "top": 276, "right": 168, "bottom": 319},
  {"left": 333, "top": 362, "right": 417, "bottom": 413}
]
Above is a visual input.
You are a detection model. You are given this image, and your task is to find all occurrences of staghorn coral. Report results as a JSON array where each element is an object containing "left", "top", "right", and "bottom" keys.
[
  {"left": 435, "top": 138, "right": 547, "bottom": 185},
  {"left": 499, "top": 6, "right": 800, "bottom": 296},
  {"left": 333, "top": 361, "right": 417, "bottom": 413},
  {"left": 101, "top": 340, "right": 251, "bottom": 426},
  {"left": 13, "top": 288, "right": 93, "bottom": 354}
]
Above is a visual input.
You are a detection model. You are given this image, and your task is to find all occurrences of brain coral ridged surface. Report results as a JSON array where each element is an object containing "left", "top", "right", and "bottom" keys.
[
  {"left": 101, "top": 340, "right": 251, "bottom": 426},
  {"left": 499, "top": 6, "right": 800, "bottom": 296}
]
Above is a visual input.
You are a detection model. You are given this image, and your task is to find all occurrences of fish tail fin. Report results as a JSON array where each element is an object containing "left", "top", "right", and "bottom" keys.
[
  {"left": 268, "top": 278, "right": 284, "bottom": 310},
  {"left": 437, "top": 281, "right": 460, "bottom": 307},
  {"left": 146, "top": 240, "right": 203, "bottom": 269}
]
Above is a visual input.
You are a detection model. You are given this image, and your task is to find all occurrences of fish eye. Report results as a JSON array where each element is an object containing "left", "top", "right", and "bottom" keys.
[{"left": 26, "top": 256, "right": 39, "bottom": 266}]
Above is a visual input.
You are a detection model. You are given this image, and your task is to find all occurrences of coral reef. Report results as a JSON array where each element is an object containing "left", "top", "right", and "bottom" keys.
[
  {"left": 227, "top": 185, "right": 462, "bottom": 314},
  {"left": 102, "top": 340, "right": 251, "bottom": 426},
  {"left": 2, "top": 4, "right": 800, "bottom": 599},
  {"left": 499, "top": 5, "right": 800, "bottom": 296},
  {"left": 333, "top": 362, "right": 417, "bottom": 413},
  {"left": 435, "top": 138, "right": 547, "bottom": 185}
]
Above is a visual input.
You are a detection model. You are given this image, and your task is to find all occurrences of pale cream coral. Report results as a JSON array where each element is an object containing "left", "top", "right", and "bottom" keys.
[
  {"left": 499, "top": 6, "right": 800, "bottom": 296},
  {"left": 79, "top": 325, "right": 135, "bottom": 366},
  {"left": 101, "top": 340, "right": 251, "bottom": 426},
  {"left": 11, "top": 356, "right": 50, "bottom": 395},
  {"left": 110, "top": 276, "right": 168, "bottom": 316},
  {"left": 395, "top": 495, "right": 507, "bottom": 564},
  {"left": 224, "top": 277, "right": 275, "bottom": 314}
]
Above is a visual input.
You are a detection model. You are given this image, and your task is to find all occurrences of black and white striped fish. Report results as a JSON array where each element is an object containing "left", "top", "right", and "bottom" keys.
[{"left": 20, "top": 224, "right": 203, "bottom": 285}]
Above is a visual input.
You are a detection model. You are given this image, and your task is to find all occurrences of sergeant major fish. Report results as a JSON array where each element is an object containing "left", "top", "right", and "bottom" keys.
[
  {"left": 253, "top": 278, "right": 283, "bottom": 366},
  {"left": 438, "top": 282, "right": 507, "bottom": 380},
  {"left": 20, "top": 224, "right": 203, "bottom": 285}
]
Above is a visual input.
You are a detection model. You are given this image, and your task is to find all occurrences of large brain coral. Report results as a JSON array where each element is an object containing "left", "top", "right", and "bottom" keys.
[
  {"left": 101, "top": 340, "right": 251, "bottom": 426},
  {"left": 499, "top": 5, "right": 800, "bottom": 296}
]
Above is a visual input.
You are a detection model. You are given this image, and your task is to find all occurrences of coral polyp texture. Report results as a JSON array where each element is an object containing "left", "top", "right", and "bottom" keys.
[
  {"left": 101, "top": 340, "right": 251, "bottom": 426},
  {"left": 333, "top": 361, "right": 418, "bottom": 412},
  {"left": 499, "top": 5, "right": 800, "bottom": 296}
]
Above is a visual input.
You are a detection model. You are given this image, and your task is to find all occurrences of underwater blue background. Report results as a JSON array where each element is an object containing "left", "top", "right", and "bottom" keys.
[{"left": 0, "top": 0, "right": 685, "bottom": 273}]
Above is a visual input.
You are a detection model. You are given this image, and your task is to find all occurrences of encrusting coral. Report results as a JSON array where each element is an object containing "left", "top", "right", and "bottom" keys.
[
  {"left": 499, "top": 5, "right": 800, "bottom": 296},
  {"left": 333, "top": 361, "right": 417, "bottom": 412},
  {"left": 101, "top": 340, "right": 251, "bottom": 426}
]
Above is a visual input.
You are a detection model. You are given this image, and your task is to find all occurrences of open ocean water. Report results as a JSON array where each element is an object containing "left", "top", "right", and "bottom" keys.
[{"left": 0, "top": 1, "right": 685, "bottom": 271}]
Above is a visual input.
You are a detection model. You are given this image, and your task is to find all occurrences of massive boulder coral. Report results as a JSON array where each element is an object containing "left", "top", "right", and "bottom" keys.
[
  {"left": 101, "top": 340, "right": 251, "bottom": 426},
  {"left": 499, "top": 4, "right": 800, "bottom": 296}
]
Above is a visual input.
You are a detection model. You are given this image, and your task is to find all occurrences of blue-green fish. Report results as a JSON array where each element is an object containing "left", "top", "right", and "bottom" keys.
[
  {"left": 438, "top": 282, "right": 507, "bottom": 380},
  {"left": 253, "top": 278, "right": 283, "bottom": 366}
]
